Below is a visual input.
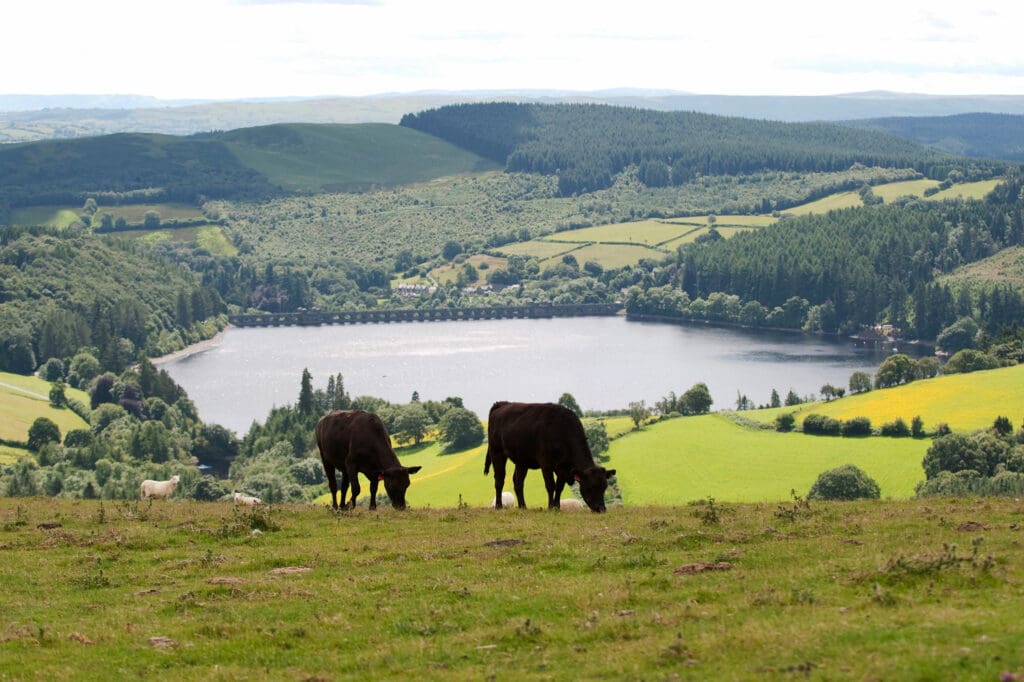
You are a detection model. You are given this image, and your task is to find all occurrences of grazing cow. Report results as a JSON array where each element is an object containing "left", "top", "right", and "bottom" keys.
[
  {"left": 484, "top": 401, "right": 616, "bottom": 512},
  {"left": 140, "top": 475, "right": 180, "bottom": 500},
  {"left": 491, "top": 491, "right": 515, "bottom": 508},
  {"left": 315, "top": 410, "right": 422, "bottom": 510},
  {"left": 233, "top": 492, "right": 262, "bottom": 506}
]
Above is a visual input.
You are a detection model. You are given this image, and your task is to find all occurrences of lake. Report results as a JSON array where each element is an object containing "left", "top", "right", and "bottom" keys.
[
  {"left": 160, "top": 316, "right": 896, "bottom": 434},
  {"left": 155, "top": 315, "right": 901, "bottom": 432}
]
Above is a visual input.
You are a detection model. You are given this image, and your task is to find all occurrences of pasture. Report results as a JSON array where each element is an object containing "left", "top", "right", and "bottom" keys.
[
  {"left": 9, "top": 203, "right": 206, "bottom": 229},
  {"left": 547, "top": 243, "right": 668, "bottom": 269},
  {"left": 609, "top": 414, "right": 927, "bottom": 502},
  {"left": 314, "top": 411, "right": 927, "bottom": 510},
  {"left": 130, "top": 225, "right": 238, "bottom": 256},
  {"left": 0, "top": 372, "right": 89, "bottom": 444},
  {"left": 427, "top": 254, "right": 508, "bottom": 285},
  {"left": 789, "top": 364, "right": 1024, "bottom": 434},
  {"left": 1, "top": 496, "right": 1021, "bottom": 680},
  {"left": 926, "top": 178, "right": 1001, "bottom": 201},
  {"left": 545, "top": 220, "right": 691, "bottom": 246},
  {"left": 782, "top": 191, "right": 863, "bottom": 216},
  {"left": 871, "top": 178, "right": 939, "bottom": 202}
]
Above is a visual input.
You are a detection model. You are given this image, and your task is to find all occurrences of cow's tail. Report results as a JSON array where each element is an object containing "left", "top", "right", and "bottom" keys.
[{"left": 484, "top": 445, "right": 492, "bottom": 475}]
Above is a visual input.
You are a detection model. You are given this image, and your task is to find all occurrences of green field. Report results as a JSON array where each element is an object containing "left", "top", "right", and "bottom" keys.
[
  {"left": 0, "top": 371, "right": 90, "bottom": 444},
  {"left": 494, "top": 240, "right": 580, "bottom": 260},
  {"left": 543, "top": 220, "right": 691, "bottom": 246},
  {"left": 927, "top": 178, "right": 1001, "bottom": 201},
  {"left": 128, "top": 225, "right": 238, "bottom": 256},
  {"left": 788, "top": 363, "right": 1024, "bottom": 434},
  {"left": 783, "top": 191, "right": 864, "bottom": 216},
  {"left": 2, "top": 496, "right": 1021, "bottom": 680},
  {"left": 428, "top": 254, "right": 508, "bottom": 285},
  {"left": 224, "top": 123, "right": 499, "bottom": 193},
  {"left": 609, "top": 414, "right": 927, "bottom": 502},
  {"left": 871, "top": 178, "right": 940, "bottom": 201},
  {"left": 546, "top": 243, "right": 668, "bottom": 269},
  {"left": 10, "top": 202, "right": 207, "bottom": 228}
]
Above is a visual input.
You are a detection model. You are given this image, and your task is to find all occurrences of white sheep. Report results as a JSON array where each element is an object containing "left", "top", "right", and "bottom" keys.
[
  {"left": 140, "top": 475, "right": 180, "bottom": 500},
  {"left": 491, "top": 491, "right": 515, "bottom": 508},
  {"left": 559, "top": 498, "right": 584, "bottom": 510},
  {"left": 233, "top": 492, "right": 262, "bottom": 506}
]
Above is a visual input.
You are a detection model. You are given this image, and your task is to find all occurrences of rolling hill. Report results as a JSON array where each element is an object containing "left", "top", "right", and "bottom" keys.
[
  {"left": 843, "top": 112, "right": 1024, "bottom": 161},
  {"left": 0, "top": 123, "right": 496, "bottom": 209}
]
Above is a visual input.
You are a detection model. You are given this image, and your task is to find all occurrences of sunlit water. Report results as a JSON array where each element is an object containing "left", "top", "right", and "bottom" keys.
[{"left": 160, "top": 316, "right": 895, "bottom": 434}]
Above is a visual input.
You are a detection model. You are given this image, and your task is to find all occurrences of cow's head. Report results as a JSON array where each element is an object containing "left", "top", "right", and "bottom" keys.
[
  {"left": 573, "top": 466, "right": 616, "bottom": 512},
  {"left": 378, "top": 465, "right": 422, "bottom": 510}
]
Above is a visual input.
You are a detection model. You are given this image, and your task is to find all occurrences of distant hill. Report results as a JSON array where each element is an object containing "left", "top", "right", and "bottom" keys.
[
  {"left": 400, "top": 102, "right": 973, "bottom": 196},
  {"left": 841, "top": 113, "right": 1024, "bottom": 161},
  {"left": 0, "top": 123, "right": 494, "bottom": 208},
  {"left": 6, "top": 90, "right": 1024, "bottom": 143}
]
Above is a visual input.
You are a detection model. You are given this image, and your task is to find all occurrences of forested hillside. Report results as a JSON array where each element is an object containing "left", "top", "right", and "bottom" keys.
[
  {"left": 627, "top": 174, "right": 1024, "bottom": 343},
  {"left": 0, "top": 226, "right": 226, "bottom": 374},
  {"left": 399, "top": 103, "right": 995, "bottom": 196},
  {"left": 843, "top": 113, "right": 1024, "bottom": 161}
]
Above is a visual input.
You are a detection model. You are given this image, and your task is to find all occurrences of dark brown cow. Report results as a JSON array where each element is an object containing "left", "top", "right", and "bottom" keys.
[
  {"left": 484, "top": 401, "right": 616, "bottom": 512},
  {"left": 315, "top": 410, "right": 422, "bottom": 510}
]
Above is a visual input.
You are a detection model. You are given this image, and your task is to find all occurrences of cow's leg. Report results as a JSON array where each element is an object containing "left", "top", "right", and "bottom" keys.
[
  {"left": 338, "top": 469, "right": 350, "bottom": 510},
  {"left": 348, "top": 466, "right": 361, "bottom": 509},
  {"left": 553, "top": 473, "right": 569, "bottom": 509},
  {"left": 542, "top": 468, "right": 558, "bottom": 509},
  {"left": 491, "top": 454, "right": 507, "bottom": 509},
  {"left": 512, "top": 465, "right": 528, "bottom": 509},
  {"left": 324, "top": 465, "right": 339, "bottom": 510},
  {"left": 368, "top": 476, "right": 380, "bottom": 510}
]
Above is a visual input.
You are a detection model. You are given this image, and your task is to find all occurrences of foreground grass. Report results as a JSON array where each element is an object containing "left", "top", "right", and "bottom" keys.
[{"left": 1, "top": 497, "right": 1021, "bottom": 681}]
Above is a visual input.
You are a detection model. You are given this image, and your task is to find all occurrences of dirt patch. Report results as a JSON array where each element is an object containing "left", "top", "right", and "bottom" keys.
[
  {"left": 673, "top": 562, "right": 733, "bottom": 575},
  {"left": 484, "top": 539, "right": 524, "bottom": 547},
  {"left": 269, "top": 566, "right": 311, "bottom": 576},
  {"left": 957, "top": 521, "right": 989, "bottom": 532},
  {"left": 207, "top": 576, "right": 248, "bottom": 585}
]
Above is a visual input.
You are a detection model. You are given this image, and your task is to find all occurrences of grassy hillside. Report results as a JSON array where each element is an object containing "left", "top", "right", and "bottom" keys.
[
  {"left": 609, "top": 414, "right": 926, "bottom": 502},
  {"left": 937, "top": 245, "right": 1024, "bottom": 294},
  {"left": 0, "top": 123, "right": 496, "bottom": 208},
  {"left": 787, "top": 364, "right": 1024, "bottom": 433},
  {"left": 222, "top": 123, "right": 498, "bottom": 193},
  {"left": 1, "top": 496, "right": 1021, "bottom": 680},
  {"left": 0, "top": 371, "right": 89, "bottom": 444}
]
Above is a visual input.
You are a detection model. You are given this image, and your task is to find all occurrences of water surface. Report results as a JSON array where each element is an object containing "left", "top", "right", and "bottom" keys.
[{"left": 161, "top": 317, "right": 893, "bottom": 434}]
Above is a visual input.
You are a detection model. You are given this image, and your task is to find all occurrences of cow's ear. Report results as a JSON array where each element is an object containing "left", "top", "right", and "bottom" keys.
[
  {"left": 405, "top": 465, "right": 422, "bottom": 475},
  {"left": 604, "top": 469, "right": 616, "bottom": 479}
]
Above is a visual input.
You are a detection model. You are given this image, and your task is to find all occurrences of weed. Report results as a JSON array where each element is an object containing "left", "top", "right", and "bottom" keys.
[
  {"left": 873, "top": 537, "right": 995, "bottom": 583},
  {"left": 115, "top": 499, "right": 151, "bottom": 521},
  {"left": 71, "top": 567, "right": 111, "bottom": 590},
  {"left": 3, "top": 505, "right": 28, "bottom": 531},
  {"left": 93, "top": 501, "right": 106, "bottom": 525},
  {"left": 774, "top": 489, "right": 813, "bottom": 522},
  {"left": 691, "top": 497, "right": 722, "bottom": 525}
]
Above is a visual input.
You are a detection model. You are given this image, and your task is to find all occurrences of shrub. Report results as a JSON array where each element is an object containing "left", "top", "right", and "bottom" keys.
[
  {"left": 807, "top": 464, "right": 881, "bottom": 500},
  {"left": 943, "top": 349, "right": 1000, "bottom": 374},
  {"left": 27, "top": 417, "right": 61, "bottom": 451},
  {"left": 774, "top": 412, "right": 796, "bottom": 432},
  {"left": 880, "top": 418, "right": 911, "bottom": 438},
  {"left": 841, "top": 417, "right": 872, "bottom": 437},
  {"left": 911, "top": 415, "right": 925, "bottom": 438},
  {"left": 802, "top": 414, "right": 841, "bottom": 436}
]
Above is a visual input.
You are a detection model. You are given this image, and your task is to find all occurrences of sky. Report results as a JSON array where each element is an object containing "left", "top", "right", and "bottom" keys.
[{"left": 4, "top": 0, "right": 1024, "bottom": 100}]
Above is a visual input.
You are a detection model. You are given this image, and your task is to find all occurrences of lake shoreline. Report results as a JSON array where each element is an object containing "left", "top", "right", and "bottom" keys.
[{"left": 152, "top": 327, "right": 231, "bottom": 366}]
